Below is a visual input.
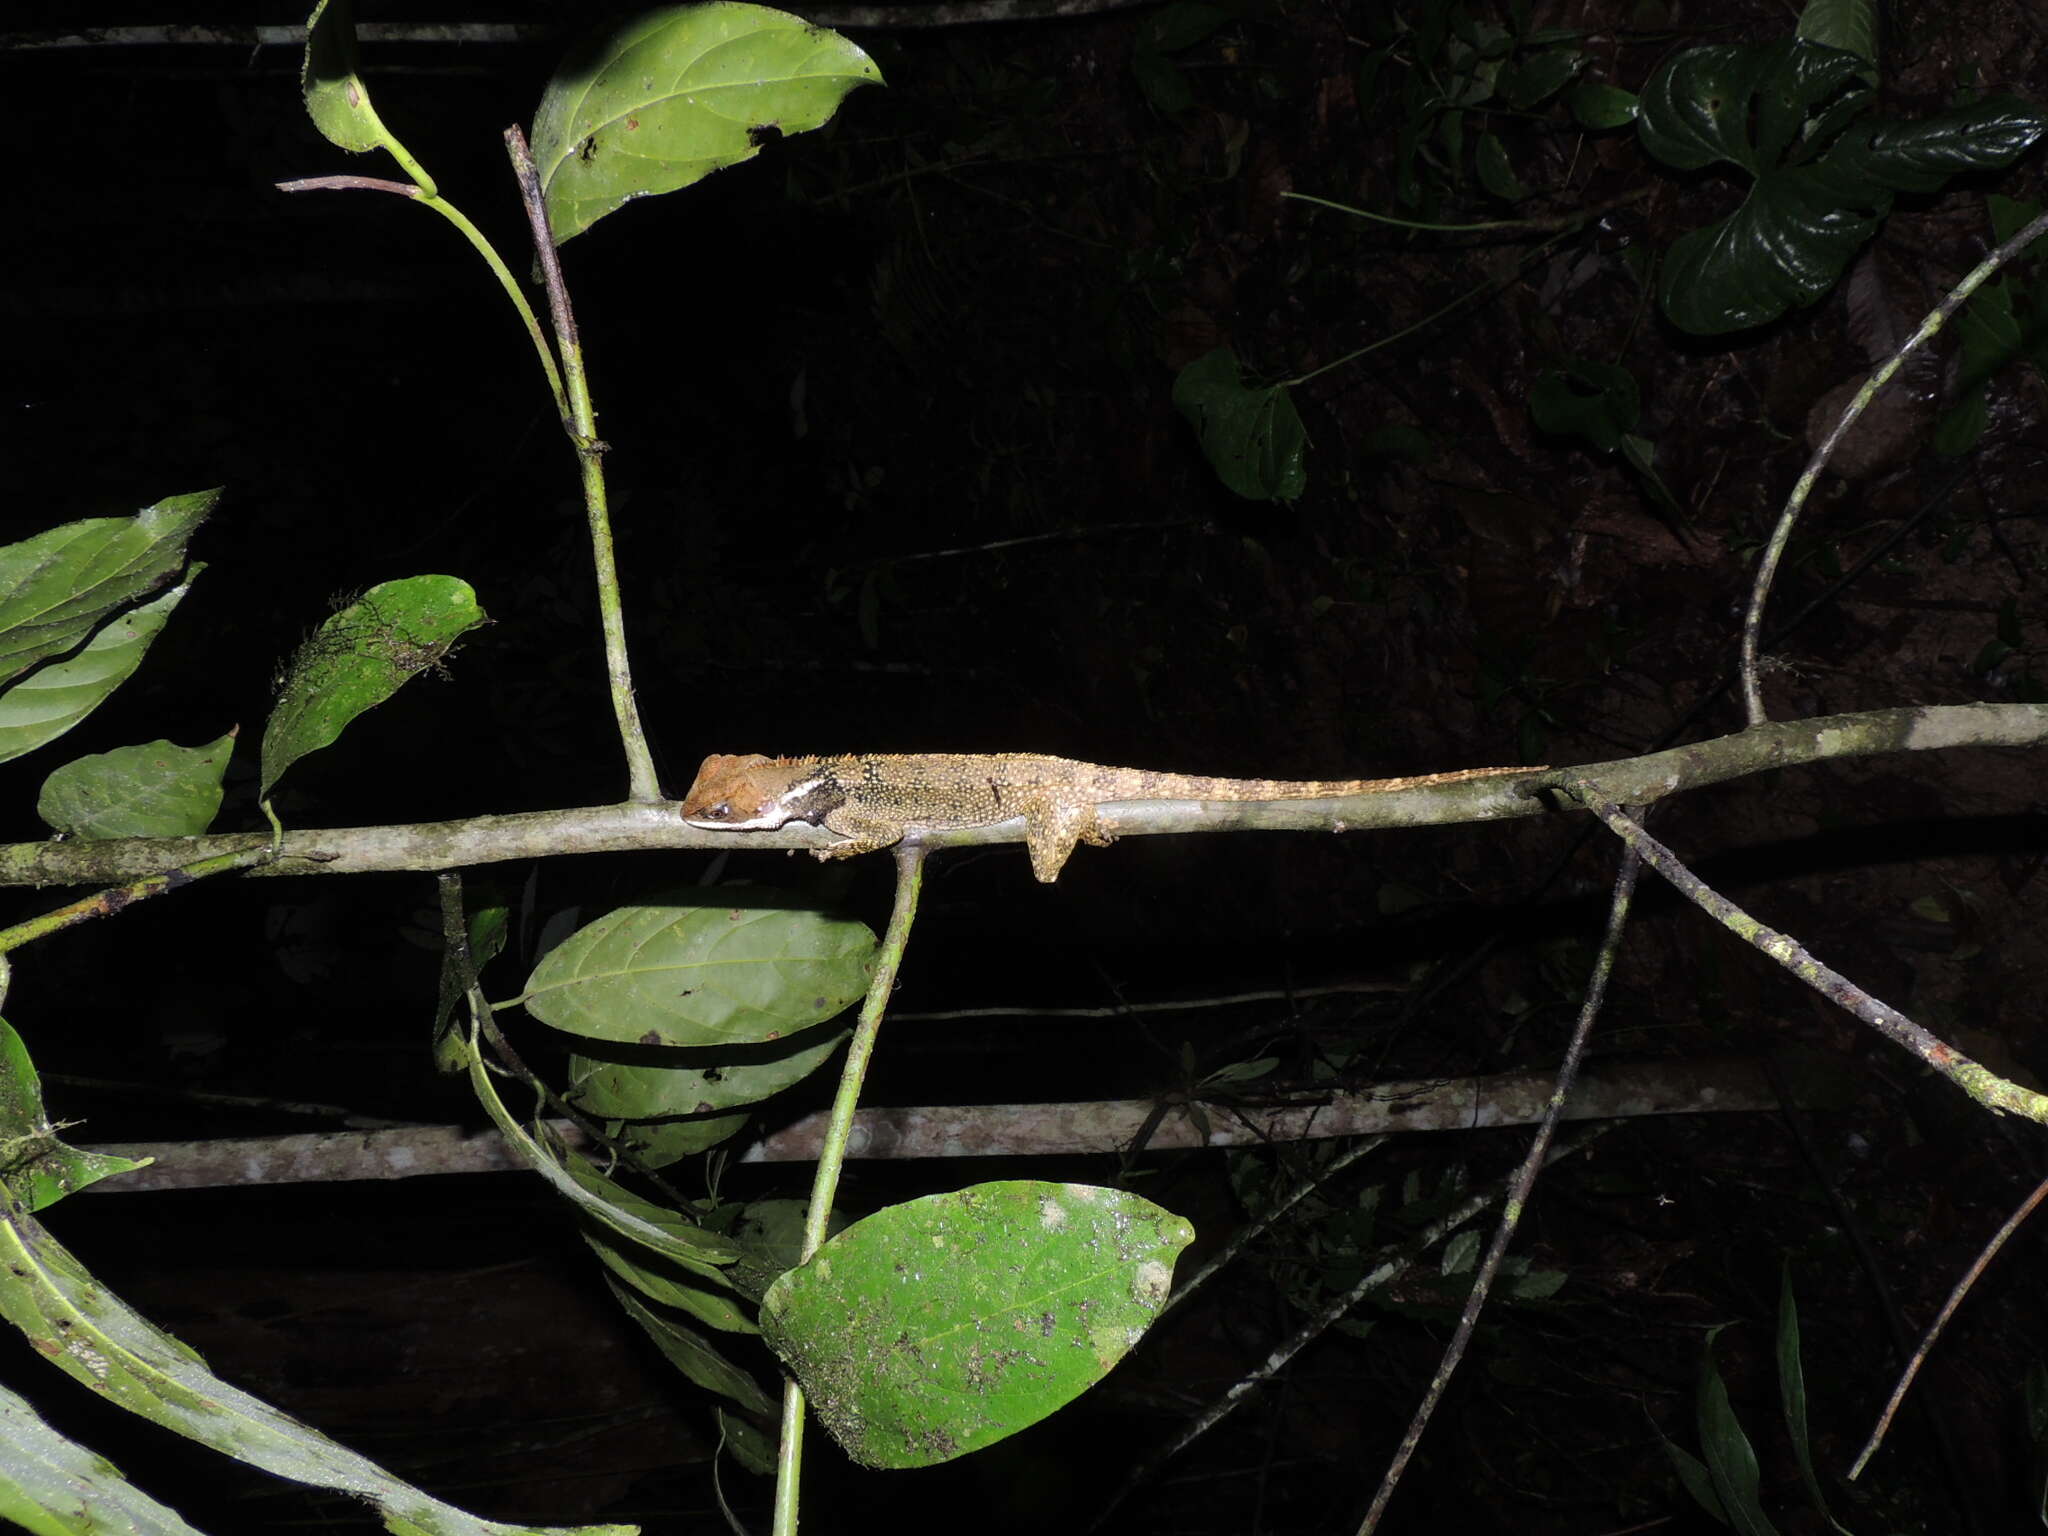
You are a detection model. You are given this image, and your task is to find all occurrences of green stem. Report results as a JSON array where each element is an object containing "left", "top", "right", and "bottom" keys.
[
  {"left": 503, "top": 127, "right": 662, "bottom": 804},
  {"left": 0, "top": 845, "right": 272, "bottom": 955},
  {"left": 771, "top": 842, "right": 929, "bottom": 1536},
  {"left": 415, "top": 195, "right": 569, "bottom": 420}
]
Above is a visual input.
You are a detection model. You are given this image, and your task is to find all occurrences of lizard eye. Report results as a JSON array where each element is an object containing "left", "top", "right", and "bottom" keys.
[{"left": 705, "top": 802, "right": 730, "bottom": 819}]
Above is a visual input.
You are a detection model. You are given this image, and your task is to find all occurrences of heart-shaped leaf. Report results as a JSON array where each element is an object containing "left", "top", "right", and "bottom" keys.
[
  {"left": 1173, "top": 346, "right": 1307, "bottom": 501},
  {"left": 1640, "top": 37, "right": 2047, "bottom": 333}
]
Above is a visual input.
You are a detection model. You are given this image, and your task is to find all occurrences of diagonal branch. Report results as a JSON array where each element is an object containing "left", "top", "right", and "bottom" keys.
[{"left": 1564, "top": 780, "right": 2048, "bottom": 1123}]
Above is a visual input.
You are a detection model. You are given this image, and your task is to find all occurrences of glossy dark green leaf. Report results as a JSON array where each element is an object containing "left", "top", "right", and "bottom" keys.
[
  {"left": 1172, "top": 346, "right": 1308, "bottom": 501},
  {"left": 1642, "top": 39, "right": 2046, "bottom": 334},
  {"left": 261, "top": 576, "right": 486, "bottom": 797},
  {"left": 1505, "top": 46, "right": 1583, "bottom": 109},
  {"left": 762, "top": 1181, "right": 1193, "bottom": 1468},
  {"left": 37, "top": 732, "right": 234, "bottom": 839},
  {"left": 0, "top": 491, "right": 213, "bottom": 687},
  {"left": 522, "top": 899, "right": 873, "bottom": 1047},
  {"left": 1638, "top": 39, "right": 1862, "bottom": 173},
  {"left": 532, "top": 3, "right": 882, "bottom": 247},
  {"left": 1796, "top": 0, "right": 1879, "bottom": 72},
  {"left": 1569, "top": 81, "right": 1637, "bottom": 129}
]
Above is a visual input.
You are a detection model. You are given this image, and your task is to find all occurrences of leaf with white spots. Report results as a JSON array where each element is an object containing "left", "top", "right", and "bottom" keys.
[{"left": 761, "top": 1181, "right": 1194, "bottom": 1468}]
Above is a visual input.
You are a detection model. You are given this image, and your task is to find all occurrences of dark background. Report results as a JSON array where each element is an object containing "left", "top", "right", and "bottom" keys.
[{"left": 5, "top": 1, "right": 2048, "bottom": 1531}]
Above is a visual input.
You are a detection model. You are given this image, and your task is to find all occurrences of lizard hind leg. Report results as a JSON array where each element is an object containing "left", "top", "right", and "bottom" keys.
[{"left": 1023, "top": 798, "right": 1113, "bottom": 883}]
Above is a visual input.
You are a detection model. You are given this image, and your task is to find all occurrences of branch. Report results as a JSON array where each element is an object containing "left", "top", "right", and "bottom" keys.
[
  {"left": 74, "top": 1057, "right": 1777, "bottom": 1192},
  {"left": 1566, "top": 783, "right": 2048, "bottom": 1123},
  {"left": 3, "top": 702, "right": 2043, "bottom": 887}
]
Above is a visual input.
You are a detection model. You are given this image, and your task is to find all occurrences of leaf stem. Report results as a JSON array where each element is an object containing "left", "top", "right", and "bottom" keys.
[{"left": 772, "top": 841, "right": 928, "bottom": 1536}]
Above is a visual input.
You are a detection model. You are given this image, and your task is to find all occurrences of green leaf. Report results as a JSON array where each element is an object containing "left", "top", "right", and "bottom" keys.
[
  {"left": 261, "top": 576, "right": 487, "bottom": 798},
  {"left": 1569, "top": 81, "right": 1638, "bottom": 129},
  {"left": 0, "top": 1381, "right": 208, "bottom": 1536},
  {"left": 522, "top": 897, "right": 874, "bottom": 1047},
  {"left": 601, "top": 1110, "right": 752, "bottom": 1166},
  {"left": 0, "top": 575, "right": 200, "bottom": 767},
  {"left": 532, "top": 3, "right": 883, "bottom": 247},
  {"left": 1641, "top": 39, "right": 2046, "bottom": 334},
  {"left": 459, "top": 1024, "right": 741, "bottom": 1277},
  {"left": 37, "top": 732, "right": 235, "bottom": 839},
  {"left": 1796, "top": 0, "right": 1879, "bottom": 73},
  {"left": 0, "top": 491, "right": 213, "bottom": 688},
  {"left": 761, "top": 1180, "right": 1193, "bottom": 1468},
  {"left": 1172, "top": 346, "right": 1308, "bottom": 501},
  {"left": 0, "top": 1202, "right": 631, "bottom": 1536},
  {"left": 1505, "top": 46, "right": 1584, "bottom": 109},
  {"left": 1658, "top": 171, "right": 1880, "bottom": 333},
  {"left": 301, "top": 0, "right": 434, "bottom": 194},
  {"left": 1664, "top": 1440, "right": 1726, "bottom": 1521},
  {"left": 1697, "top": 1326, "right": 1780, "bottom": 1536},
  {"left": 1638, "top": 40, "right": 1863, "bottom": 174},
  {"left": 1141, "top": 0, "right": 1236, "bottom": 53},
  {"left": 568, "top": 1024, "right": 846, "bottom": 1122},
  {"left": 584, "top": 1226, "right": 754, "bottom": 1330},
  {"left": 717, "top": 1407, "right": 777, "bottom": 1475},
  {"left": 1529, "top": 358, "right": 1640, "bottom": 451},
  {"left": 605, "top": 1277, "right": 776, "bottom": 1414},
  {"left": 1132, "top": 48, "right": 1195, "bottom": 117},
  {"left": 1774, "top": 1267, "right": 1852, "bottom": 1532},
  {"left": 0, "top": 1018, "right": 150, "bottom": 1211},
  {"left": 1475, "top": 132, "right": 1526, "bottom": 200}
]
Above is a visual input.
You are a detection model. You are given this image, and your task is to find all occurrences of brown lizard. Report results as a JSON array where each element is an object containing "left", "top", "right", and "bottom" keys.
[{"left": 676, "top": 753, "right": 1543, "bottom": 883}]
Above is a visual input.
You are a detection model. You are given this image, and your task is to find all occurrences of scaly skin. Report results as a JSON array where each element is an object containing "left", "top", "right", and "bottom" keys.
[{"left": 678, "top": 752, "right": 1542, "bottom": 882}]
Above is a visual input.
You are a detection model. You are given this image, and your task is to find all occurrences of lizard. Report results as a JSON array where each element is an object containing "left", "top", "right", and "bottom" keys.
[{"left": 676, "top": 752, "right": 1544, "bottom": 883}]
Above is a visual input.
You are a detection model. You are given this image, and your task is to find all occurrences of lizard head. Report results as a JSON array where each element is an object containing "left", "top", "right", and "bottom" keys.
[{"left": 678, "top": 754, "right": 839, "bottom": 831}]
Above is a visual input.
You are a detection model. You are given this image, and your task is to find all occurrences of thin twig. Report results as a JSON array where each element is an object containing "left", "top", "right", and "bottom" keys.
[
  {"left": 1850, "top": 1172, "right": 2048, "bottom": 1480},
  {"left": 1159, "top": 1137, "right": 1386, "bottom": 1319},
  {"left": 1359, "top": 847, "right": 1641, "bottom": 1532},
  {"left": 1086, "top": 1128, "right": 1611, "bottom": 1529},
  {"left": 1563, "top": 779, "right": 2048, "bottom": 1123},
  {"left": 1739, "top": 211, "right": 2048, "bottom": 725}
]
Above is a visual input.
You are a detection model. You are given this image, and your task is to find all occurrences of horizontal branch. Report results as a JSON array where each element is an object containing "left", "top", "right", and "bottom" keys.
[
  {"left": 75, "top": 1058, "right": 1775, "bottom": 1193},
  {"left": 4, "top": 702, "right": 2042, "bottom": 888}
]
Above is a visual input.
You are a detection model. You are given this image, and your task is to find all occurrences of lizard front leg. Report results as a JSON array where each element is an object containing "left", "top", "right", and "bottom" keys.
[{"left": 815, "top": 805, "right": 910, "bottom": 862}]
